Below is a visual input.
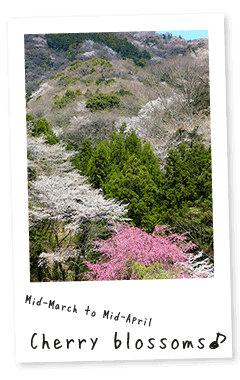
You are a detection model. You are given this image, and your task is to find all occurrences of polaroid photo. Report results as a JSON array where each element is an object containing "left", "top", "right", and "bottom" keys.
[{"left": 8, "top": 13, "right": 232, "bottom": 363}]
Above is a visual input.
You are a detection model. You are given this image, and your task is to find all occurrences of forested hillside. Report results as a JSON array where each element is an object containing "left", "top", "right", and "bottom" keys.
[{"left": 25, "top": 31, "right": 213, "bottom": 282}]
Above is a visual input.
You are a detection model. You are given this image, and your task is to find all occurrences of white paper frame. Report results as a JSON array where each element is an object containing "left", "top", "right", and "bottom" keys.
[{"left": 8, "top": 13, "right": 232, "bottom": 363}]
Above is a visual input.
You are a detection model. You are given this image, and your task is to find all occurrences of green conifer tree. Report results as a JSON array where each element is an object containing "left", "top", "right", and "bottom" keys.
[
  {"left": 73, "top": 137, "right": 93, "bottom": 175},
  {"left": 87, "top": 140, "right": 111, "bottom": 188},
  {"left": 105, "top": 155, "right": 158, "bottom": 230},
  {"left": 125, "top": 129, "right": 142, "bottom": 157}
]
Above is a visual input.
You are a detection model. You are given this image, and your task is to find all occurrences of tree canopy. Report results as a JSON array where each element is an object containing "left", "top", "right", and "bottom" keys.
[{"left": 72, "top": 129, "right": 213, "bottom": 261}]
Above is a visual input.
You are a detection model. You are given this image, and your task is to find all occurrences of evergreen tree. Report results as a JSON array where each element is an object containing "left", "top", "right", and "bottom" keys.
[
  {"left": 72, "top": 137, "right": 93, "bottom": 175},
  {"left": 141, "top": 141, "right": 163, "bottom": 187},
  {"left": 105, "top": 155, "right": 158, "bottom": 230},
  {"left": 125, "top": 129, "right": 142, "bottom": 157},
  {"left": 87, "top": 140, "right": 111, "bottom": 188},
  {"left": 162, "top": 142, "right": 212, "bottom": 219},
  {"left": 159, "top": 142, "right": 213, "bottom": 260},
  {"left": 109, "top": 131, "right": 127, "bottom": 170}
]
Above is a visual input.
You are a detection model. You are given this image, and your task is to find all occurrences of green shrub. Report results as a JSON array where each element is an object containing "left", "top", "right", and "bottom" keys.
[
  {"left": 86, "top": 93, "right": 120, "bottom": 111},
  {"left": 117, "top": 88, "right": 133, "bottom": 96},
  {"left": 50, "top": 71, "right": 66, "bottom": 80},
  {"left": 134, "top": 58, "right": 147, "bottom": 67},
  {"left": 82, "top": 78, "right": 95, "bottom": 85},
  {"left": 32, "top": 118, "right": 51, "bottom": 137},
  {"left": 95, "top": 78, "right": 106, "bottom": 85},
  {"left": 30, "top": 117, "right": 59, "bottom": 145},
  {"left": 131, "top": 262, "right": 176, "bottom": 280},
  {"left": 46, "top": 134, "right": 60, "bottom": 145},
  {"left": 68, "top": 61, "right": 83, "bottom": 71},
  {"left": 95, "top": 78, "right": 116, "bottom": 86},
  {"left": 105, "top": 78, "right": 116, "bottom": 84},
  {"left": 58, "top": 75, "right": 81, "bottom": 86},
  {"left": 84, "top": 89, "right": 93, "bottom": 98},
  {"left": 26, "top": 113, "right": 35, "bottom": 122},
  {"left": 52, "top": 89, "right": 82, "bottom": 110},
  {"left": 90, "top": 58, "right": 112, "bottom": 67}
]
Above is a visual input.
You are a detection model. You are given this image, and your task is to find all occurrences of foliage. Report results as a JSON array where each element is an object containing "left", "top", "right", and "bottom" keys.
[
  {"left": 169, "top": 205, "right": 213, "bottom": 262},
  {"left": 134, "top": 58, "right": 147, "bottom": 67},
  {"left": 28, "top": 115, "right": 59, "bottom": 145},
  {"left": 117, "top": 88, "right": 133, "bottom": 96},
  {"left": 85, "top": 93, "right": 120, "bottom": 111},
  {"left": 84, "top": 223, "right": 196, "bottom": 281},
  {"left": 105, "top": 155, "right": 159, "bottom": 230},
  {"left": 73, "top": 131, "right": 213, "bottom": 260},
  {"left": 131, "top": 262, "right": 176, "bottom": 280},
  {"left": 96, "top": 78, "right": 116, "bottom": 85},
  {"left": 73, "top": 129, "right": 163, "bottom": 232},
  {"left": 71, "top": 137, "right": 93, "bottom": 174},
  {"left": 87, "top": 140, "right": 111, "bottom": 188},
  {"left": 91, "top": 58, "right": 112, "bottom": 67},
  {"left": 148, "top": 56, "right": 210, "bottom": 115},
  {"left": 25, "top": 32, "right": 213, "bottom": 281},
  {"left": 58, "top": 75, "right": 81, "bottom": 86},
  {"left": 159, "top": 142, "right": 213, "bottom": 260},
  {"left": 52, "top": 89, "right": 82, "bottom": 110},
  {"left": 28, "top": 132, "right": 129, "bottom": 281},
  {"left": 162, "top": 143, "right": 212, "bottom": 219},
  {"left": 45, "top": 33, "right": 151, "bottom": 63},
  {"left": 131, "top": 251, "right": 214, "bottom": 280}
]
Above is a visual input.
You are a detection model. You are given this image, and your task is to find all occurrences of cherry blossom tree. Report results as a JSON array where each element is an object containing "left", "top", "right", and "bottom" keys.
[
  {"left": 27, "top": 132, "right": 129, "bottom": 280},
  {"left": 84, "top": 223, "right": 200, "bottom": 281},
  {"left": 27, "top": 135, "right": 75, "bottom": 176},
  {"left": 29, "top": 170, "right": 128, "bottom": 279}
]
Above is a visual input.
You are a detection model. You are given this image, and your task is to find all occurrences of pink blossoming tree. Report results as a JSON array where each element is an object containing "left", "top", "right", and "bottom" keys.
[{"left": 84, "top": 223, "right": 205, "bottom": 281}]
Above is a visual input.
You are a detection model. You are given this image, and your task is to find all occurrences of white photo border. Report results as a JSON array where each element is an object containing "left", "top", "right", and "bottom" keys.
[{"left": 8, "top": 13, "right": 232, "bottom": 363}]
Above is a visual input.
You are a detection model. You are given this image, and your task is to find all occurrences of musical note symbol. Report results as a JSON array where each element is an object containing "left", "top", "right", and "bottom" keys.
[{"left": 209, "top": 332, "right": 227, "bottom": 349}]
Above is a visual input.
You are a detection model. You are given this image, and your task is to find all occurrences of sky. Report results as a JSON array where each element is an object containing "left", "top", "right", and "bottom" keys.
[{"left": 157, "top": 30, "right": 208, "bottom": 40}]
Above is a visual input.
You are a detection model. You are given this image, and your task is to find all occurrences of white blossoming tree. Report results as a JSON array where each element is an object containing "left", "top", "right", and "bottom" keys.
[{"left": 27, "top": 134, "right": 128, "bottom": 281}]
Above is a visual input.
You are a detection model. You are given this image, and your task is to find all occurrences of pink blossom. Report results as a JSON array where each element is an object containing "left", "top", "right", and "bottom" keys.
[{"left": 84, "top": 223, "right": 197, "bottom": 281}]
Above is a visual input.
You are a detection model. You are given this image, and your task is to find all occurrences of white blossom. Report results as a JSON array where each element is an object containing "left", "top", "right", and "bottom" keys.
[
  {"left": 38, "top": 247, "right": 79, "bottom": 267},
  {"left": 27, "top": 135, "right": 75, "bottom": 175},
  {"left": 179, "top": 252, "right": 214, "bottom": 278},
  {"left": 29, "top": 170, "right": 128, "bottom": 232},
  {"left": 27, "top": 131, "right": 129, "bottom": 270}
]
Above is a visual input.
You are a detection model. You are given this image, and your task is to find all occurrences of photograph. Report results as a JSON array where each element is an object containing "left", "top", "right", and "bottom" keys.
[{"left": 25, "top": 31, "right": 214, "bottom": 282}]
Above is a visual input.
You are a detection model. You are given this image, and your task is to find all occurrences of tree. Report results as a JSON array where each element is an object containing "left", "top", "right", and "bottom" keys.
[
  {"left": 27, "top": 131, "right": 128, "bottom": 281},
  {"left": 87, "top": 140, "right": 111, "bottom": 188},
  {"left": 74, "top": 130, "right": 164, "bottom": 232},
  {"left": 109, "top": 131, "right": 128, "bottom": 170},
  {"left": 84, "top": 223, "right": 208, "bottom": 281},
  {"left": 27, "top": 135, "right": 75, "bottom": 176},
  {"left": 29, "top": 171, "right": 129, "bottom": 280},
  {"left": 163, "top": 143, "right": 212, "bottom": 214},
  {"left": 141, "top": 141, "right": 163, "bottom": 187},
  {"left": 86, "top": 93, "right": 120, "bottom": 111},
  {"left": 28, "top": 115, "right": 59, "bottom": 145},
  {"left": 72, "top": 137, "right": 93, "bottom": 174},
  {"left": 170, "top": 204, "right": 213, "bottom": 262},
  {"left": 105, "top": 155, "right": 158, "bottom": 230},
  {"left": 148, "top": 55, "right": 210, "bottom": 115},
  {"left": 159, "top": 142, "right": 213, "bottom": 260},
  {"left": 125, "top": 129, "right": 142, "bottom": 157}
]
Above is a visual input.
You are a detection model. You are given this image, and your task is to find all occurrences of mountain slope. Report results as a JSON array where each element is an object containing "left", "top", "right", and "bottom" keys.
[{"left": 25, "top": 32, "right": 210, "bottom": 167}]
